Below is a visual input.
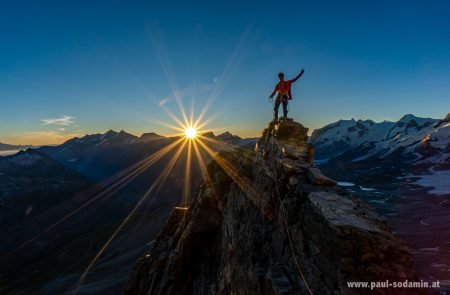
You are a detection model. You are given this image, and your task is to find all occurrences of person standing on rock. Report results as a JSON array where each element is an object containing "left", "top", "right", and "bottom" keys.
[{"left": 269, "top": 69, "right": 305, "bottom": 121}]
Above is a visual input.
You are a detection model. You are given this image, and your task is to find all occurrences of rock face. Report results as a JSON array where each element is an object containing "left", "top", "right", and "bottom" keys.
[{"left": 125, "top": 118, "right": 417, "bottom": 295}]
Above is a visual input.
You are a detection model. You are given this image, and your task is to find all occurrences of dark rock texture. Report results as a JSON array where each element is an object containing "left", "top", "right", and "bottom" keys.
[{"left": 125, "top": 118, "right": 418, "bottom": 295}]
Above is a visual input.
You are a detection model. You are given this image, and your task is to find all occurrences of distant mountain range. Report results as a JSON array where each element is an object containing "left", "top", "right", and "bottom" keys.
[
  {"left": 36, "top": 130, "right": 256, "bottom": 181},
  {"left": 0, "top": 142, "right": 34, "bottom": 151},
  {"left": 310, "top": 113, "right": 450, "bottom": 171},
  {"left": 0, "top": 129, "right": 257, "bottom": 294},
  {"left": 1, "top": 116, "right": 448, "bottom": 293},
  {"left": 0, "top": 130, "right": 255, "bottom": 156},
  {"left": 309, "top": 112, "right": 450, "bottom": 199}
]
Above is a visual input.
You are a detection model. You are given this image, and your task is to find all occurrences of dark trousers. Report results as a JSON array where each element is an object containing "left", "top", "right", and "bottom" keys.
[{"left": 274, "top": 96, "right": 288, "bottom": 120}]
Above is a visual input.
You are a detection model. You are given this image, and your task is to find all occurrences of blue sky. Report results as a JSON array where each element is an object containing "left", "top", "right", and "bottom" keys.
[{"left": 1, "top": 0, "right": 450, "bottom": 144}]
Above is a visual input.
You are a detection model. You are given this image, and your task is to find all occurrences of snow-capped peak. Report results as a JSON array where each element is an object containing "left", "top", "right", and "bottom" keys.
[{"left": 310, "top": 114, "right": 443, "bottom": 160}]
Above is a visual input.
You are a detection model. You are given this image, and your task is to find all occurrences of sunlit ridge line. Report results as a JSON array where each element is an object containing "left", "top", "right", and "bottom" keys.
[{"left": 76, "top": 139, "right": 188, "bottom": 290}]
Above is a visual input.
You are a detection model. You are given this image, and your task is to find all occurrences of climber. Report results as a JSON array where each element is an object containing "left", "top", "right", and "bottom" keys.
[{"left": 269, "top": 69, "right": 305, "bottom": 121}]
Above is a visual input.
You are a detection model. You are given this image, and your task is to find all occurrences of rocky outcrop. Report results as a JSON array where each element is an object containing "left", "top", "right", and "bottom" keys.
[
  {"left": 125, "top": 118, "right": 417, "bottom": 295},
  {"left": 434, "top": 112, "right": 450, "bottom": 128}
]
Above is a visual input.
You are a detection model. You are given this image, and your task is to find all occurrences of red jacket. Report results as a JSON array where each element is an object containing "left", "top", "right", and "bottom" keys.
[{"left": 270, "top": 72, "right": 303, "bottom": 99}]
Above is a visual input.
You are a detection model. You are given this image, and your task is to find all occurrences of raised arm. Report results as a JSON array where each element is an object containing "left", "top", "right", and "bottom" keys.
[{"left": 289, "top": 68, "right": 305, "bottom": 83}]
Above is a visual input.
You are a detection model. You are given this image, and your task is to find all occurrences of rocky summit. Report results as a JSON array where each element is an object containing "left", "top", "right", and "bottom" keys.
[{"left": 125, "top": 118, "right": 417, "bottom": 295}]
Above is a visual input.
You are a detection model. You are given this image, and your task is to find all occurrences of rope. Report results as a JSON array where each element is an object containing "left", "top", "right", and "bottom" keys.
[{"left": 269, "top": 127, "right": 314, "bottom": 295}]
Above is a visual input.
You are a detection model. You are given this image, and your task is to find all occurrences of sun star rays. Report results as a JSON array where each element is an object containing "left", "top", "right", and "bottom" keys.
[
  {"left": 70, "top": 22, "right": 258, "bottom": 287},
  {"left": 0, "top": 21, "right": 260, "bottom": 293},
  {"left": 69, "top": 100, "right": 253, "bottom": 292}
]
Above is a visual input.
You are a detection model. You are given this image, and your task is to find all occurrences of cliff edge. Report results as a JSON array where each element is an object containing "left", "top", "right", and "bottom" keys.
[{"left": 125, "top": 118, "right": 417, "bottom": 294}]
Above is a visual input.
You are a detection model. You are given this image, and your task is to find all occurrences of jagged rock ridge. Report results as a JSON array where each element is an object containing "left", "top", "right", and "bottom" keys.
[{"left": 125, "top": 118, "right": 417, "bottom": 294}]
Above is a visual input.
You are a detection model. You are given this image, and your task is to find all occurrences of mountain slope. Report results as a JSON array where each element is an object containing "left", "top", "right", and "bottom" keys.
[
  {"left": 0, "top": 149, "right": 96, "bottom": 294},
  {"left": 309, "top": 114, "right": 440, "bottom": 160},
  {"left": 0, "top": 139, "right": 198, "bottom": 294},
  {"left": 312, "top": 114, "right": 450, "bottom": 184},
  {"left": 0, "top": 145, "right": 190, "bottom": 294},
  {"left": 125, "top": 118, "right": 416, "bottom": 294},
  {"left": 0, "top": 129, "right": 256, "bottom": 294},
  {"left": 0, "top": 149, "right": 91, "bottom": 229}
]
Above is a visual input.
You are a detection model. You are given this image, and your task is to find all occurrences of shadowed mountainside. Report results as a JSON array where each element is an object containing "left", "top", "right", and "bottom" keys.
[{"left": 0, "top": 130, "right": 256, "bottom": 294}]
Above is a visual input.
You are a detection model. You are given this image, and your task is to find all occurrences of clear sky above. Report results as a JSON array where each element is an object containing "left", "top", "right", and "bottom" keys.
[{"left": 1, "top": 0, "right": 450, "bottom": 145}]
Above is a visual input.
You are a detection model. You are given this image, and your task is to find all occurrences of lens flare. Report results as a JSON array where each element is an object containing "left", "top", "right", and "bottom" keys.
[
  {"left": 185, "top": 127, "right": 197, "bottom": 139},
  {"left": 70, "top": 23, "right": 258, "bottom": 289}
]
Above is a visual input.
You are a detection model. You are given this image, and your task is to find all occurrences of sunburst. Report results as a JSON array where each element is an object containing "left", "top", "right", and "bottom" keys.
[
  {"left": 185, "top": 127, "right": 197, "bottom": 139},
  {"left": 6, "top": 22, "right": 257, "bottom": 292},
  {"left": 72, "top": 23, "right": 259, "bottom": 288},
  {"left": 72, "top": 95, "right": 239, "bottom": 292}
]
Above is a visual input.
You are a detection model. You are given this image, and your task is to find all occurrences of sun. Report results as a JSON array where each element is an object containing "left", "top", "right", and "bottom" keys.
[{"left": 185, "top": 127, "right": 197, "bottom": 139}]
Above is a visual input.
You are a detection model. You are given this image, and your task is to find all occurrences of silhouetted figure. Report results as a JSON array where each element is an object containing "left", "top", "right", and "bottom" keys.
[{"left": 269, "top": 69, "right": 304, "bottom": 121}]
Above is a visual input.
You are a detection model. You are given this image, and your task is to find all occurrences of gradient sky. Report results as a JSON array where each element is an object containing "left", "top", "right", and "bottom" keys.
[{"left": 1, "top": 0, "right": 450, "bottom": 145}]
